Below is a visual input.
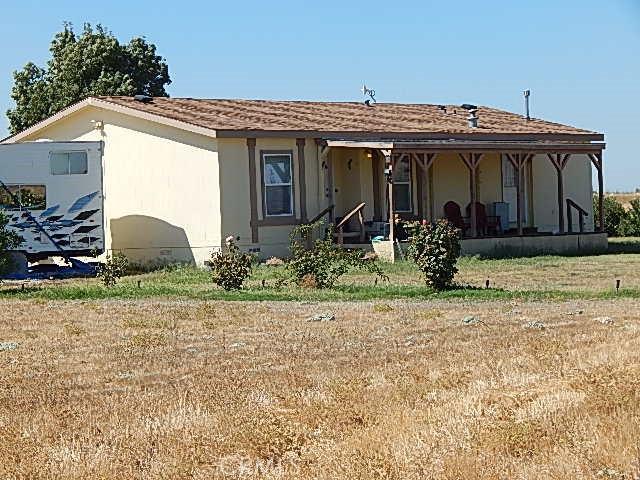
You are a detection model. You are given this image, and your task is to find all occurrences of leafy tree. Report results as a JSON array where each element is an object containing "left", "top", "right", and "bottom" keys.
[
  {"left": 0, "top": 212, "right": 23, "bottom": 276},
  {"left": 594, "top": 194, "right": 626, "bottom": 237},
  {"left": 619, "top": 199, "right": 640, "bottom": 237},
  {"left": 7, "top": 23, "right": 171, "bottom": 133}
]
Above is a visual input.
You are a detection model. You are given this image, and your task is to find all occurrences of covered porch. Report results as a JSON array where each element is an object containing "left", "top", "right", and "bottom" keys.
[{"left": 319, "top": 139, "right": 607, "bottom": 259}]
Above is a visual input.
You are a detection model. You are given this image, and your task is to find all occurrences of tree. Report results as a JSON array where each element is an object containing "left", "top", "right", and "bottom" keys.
[
  {"left": 0, "top": 212, "right": 23, "bottom": 276},
  {"left": 7, "top": 23, "right": 171, "bottom": 134}
]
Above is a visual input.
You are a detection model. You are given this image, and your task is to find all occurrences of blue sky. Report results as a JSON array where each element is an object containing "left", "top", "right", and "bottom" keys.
[{"left": 1, "top": 0, "right": 638, "bottom": 189}]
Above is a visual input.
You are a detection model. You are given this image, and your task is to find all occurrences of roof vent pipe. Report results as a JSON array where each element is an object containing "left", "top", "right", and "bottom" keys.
[
  {"left": 524, "top": 90, "right": 531, "bottom": 121},
  {"left": 467, "top": 109, "right": 479, "bottom": 128},
  {"left": 134, "top": 94, "right": 153, "bottom": 103}
]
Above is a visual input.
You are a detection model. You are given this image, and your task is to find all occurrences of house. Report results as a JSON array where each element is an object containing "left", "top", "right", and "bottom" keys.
[{"left": 1, "top": 96, "right": 606, "bottom": 264}]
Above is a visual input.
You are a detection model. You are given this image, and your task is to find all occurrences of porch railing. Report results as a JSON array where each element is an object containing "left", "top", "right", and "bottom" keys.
[
  {"left": 335, "top": 202, "right": 366, "bottom": 244},
  {"left": 566, "top": 198, "right": 589, "bottom": 233},
  {"left": 308, "top": 204, "right": 335, "bottom": 224}
]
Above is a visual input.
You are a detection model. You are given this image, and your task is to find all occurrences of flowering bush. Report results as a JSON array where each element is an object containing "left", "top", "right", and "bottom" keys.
[
  {"left": 210, "top": 236, "right": 254, "bottom": 290},
  {"left": 407, "top": 219, "right": 461, "bottom": 291}
]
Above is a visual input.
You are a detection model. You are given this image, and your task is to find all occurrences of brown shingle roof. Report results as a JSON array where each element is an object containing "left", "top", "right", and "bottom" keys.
[{"left": 96, "top": 96, "right": 598, "bottom": 138}]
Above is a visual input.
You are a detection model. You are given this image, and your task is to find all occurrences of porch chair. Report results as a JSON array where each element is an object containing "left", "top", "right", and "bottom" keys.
[
  {"left": 465, "top": 202, "right": 501, "bottom": 236},
  {"left": 443, "top": 201, "right": 468, "bottom": 233}
]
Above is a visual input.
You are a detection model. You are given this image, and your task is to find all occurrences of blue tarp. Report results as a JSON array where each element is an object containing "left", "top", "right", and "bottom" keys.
[{"left": 2, "top": 258, "right": 98, "bottom": 280}]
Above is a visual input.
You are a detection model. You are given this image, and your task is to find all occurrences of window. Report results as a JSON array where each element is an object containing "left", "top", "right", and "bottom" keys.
[
  {"left": 392, "top": 155, "right": 412, "bottom": 212},
  {"left": 262, "top": 152, "right": 293, "bottom": 216},
  {"left": 0, "top": 185, "right": 46, "bottom": 210},
  {"left": 50, "top": 151, "right": 88, "bottom": 175}
]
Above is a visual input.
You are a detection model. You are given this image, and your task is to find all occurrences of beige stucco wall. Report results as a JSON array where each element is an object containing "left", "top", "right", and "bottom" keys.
[
  {"left": 17, "top": 106, "right": 221, "bottom": 265},
  {"left": 217, "top": 137, "right": 327, "bottom": 259},
  {"left": 431, "top": 152, "right": 502, "bottom": 220},
  {"left": 532, "top": 154, "right": 594, "bottom": 233}
]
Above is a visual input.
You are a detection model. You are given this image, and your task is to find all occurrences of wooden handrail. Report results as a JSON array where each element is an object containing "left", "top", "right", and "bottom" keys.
[
  {"left": 566, "top": 198, "right": 588, "bottom": 233},
  {"left": 335, "top": 202, "right": 366, "bottom": 244},
  {"left": 566, "top": 198, "right": 588, "bottom": 216},
  {"left": 308, "top": 204, "right": 335, "bottom": 224},
  {"left": 336, "top": 202, "right": 366, "bottom": 229}
]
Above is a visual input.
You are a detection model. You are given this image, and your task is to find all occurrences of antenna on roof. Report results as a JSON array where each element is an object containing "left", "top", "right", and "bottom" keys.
[
  {"left": 524, "top": 90, "right": 531, "bottom": 121},
  {"left": 361, "top": 84, "right": 376, "bottom": 105}
]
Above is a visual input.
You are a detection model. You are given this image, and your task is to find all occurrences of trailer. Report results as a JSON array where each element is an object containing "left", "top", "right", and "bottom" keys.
[{"left": 0, "top": 141, "right": 104, "bottom": 275}]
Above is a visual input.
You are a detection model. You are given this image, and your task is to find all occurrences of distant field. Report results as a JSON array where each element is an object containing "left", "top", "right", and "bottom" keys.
[
  {"left": 2, "top": 247, "right": 640, "bottom": 478},
  {"left": 607, "top": 192, "right": 640, "bottom": 209}
]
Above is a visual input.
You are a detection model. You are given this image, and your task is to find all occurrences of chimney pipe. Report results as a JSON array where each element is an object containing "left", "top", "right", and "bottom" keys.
[
  {"left": 524, "top": 90, "right": 531, "bottom": 121},
  {"left": 467, "top": 109, "right": 479, "bottom": 128}
]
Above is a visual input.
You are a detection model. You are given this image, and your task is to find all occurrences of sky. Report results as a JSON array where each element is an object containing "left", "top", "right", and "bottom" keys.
[{"left": 0, "top": 0, "right": 638, "bottom": 190}]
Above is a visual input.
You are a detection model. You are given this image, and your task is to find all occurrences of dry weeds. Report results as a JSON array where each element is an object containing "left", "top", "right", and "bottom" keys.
[{"left": 1, "top": 298, "right": 639, "bottom": 479}]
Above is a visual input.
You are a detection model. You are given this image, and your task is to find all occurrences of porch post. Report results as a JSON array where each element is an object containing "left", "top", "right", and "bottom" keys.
[
  {"left": 325, "top": 147, "right": 335, "bottom": 223},
  {"left": 547, "top": 154, "right": 571, "bottom": 234},
  {"left": 459, "top": 153, "right": 483, "bottom": 237},
  {"left": 296, "top": 138, "right": 308, "bottom": 222},
  {"left": 246, "top": 138, "right": 259, "bottom": 243},
  {"left": 382, "top": 150, "right": 394, "bottom": 240},
  {"left": 589, "top": 152, "right": 605, "bottom": 232},
  {"left": 371, "top": 150, "right": 382, "bottom": 221},
  {"left": 412, "top": 153, "right": 436, "bottom": 222}
]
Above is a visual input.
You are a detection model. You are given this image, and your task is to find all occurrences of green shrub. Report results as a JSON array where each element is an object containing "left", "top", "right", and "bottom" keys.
[
  {"left": 0, "top": 212, "right": 23, "bottom": 276},
  {"left": 407, "top": 219, "right": 461, "bottom": 291},
  {"left": 594, "top": 195, "right": 626, "bottom": 237},
  {"left": 619, "top": 198, "right": 640, "bottom": 237},
  {"left": 283, "top": 221, "right": 387, "bottom": 289},
  {"left": 210, "top": 236, "right": 254, "bottom": 290},
  {"left": 97, "top": 253, "right": 129, "bottom": 287}
]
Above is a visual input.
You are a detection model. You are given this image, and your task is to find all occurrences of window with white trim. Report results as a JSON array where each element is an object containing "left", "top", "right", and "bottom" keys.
[
  {"left": 393, "top": 155, "right": 412, "bottom": 212},
  {"left": 262, "top": 152, "right": 293, "bottom": 216},
  {"left": 50, "top": 151, "right": 88, "bottom": 175}
]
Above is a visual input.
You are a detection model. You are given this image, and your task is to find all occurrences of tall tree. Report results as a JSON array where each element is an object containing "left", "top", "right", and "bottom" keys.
[{"left": 7, "top": 23, "right": 171, "bottom": 134}]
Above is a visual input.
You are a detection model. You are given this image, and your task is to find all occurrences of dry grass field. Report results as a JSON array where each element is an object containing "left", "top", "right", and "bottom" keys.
[
  {"left": 1, "top": 295, "right": 640, "bottom": 479},
  {"left": 607, "top": 192, "right": 640, "bottom": 209},
  {"left": 3, "top": 249, "right": 640, "bottom": 479}
]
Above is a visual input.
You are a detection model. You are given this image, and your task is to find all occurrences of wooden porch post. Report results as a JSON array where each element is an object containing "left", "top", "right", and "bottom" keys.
[
  {"left": 296, "top": 138, "right": 307, "bottom": 222},
  {"left": 382, "top": 150, "right": 394, "bottom": 240},
  {"left": 589, "top": 152, "right": 605, "bottom": 232},
  {"left": 246, "top": 138, "right": 259, "bottom": 243},
  {"left": 547, "top": 153, "right": 571, "bottom": 234},
  {"left": 412, "top": 153, "right": 436, "bottom": 222},
  {"left": 459, "top": 153, "right": 483, "bottom": 237},
  {"left": 371, "top": 150, "right": 382, "bottom": 221},
  {"left": 324, "top": 147, "right": 335, "bottom": 223}
]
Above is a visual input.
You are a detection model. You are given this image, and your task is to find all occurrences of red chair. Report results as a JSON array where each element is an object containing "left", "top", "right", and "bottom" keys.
[{"left": 443, "top": 201, "right": 468, "bottom": 232}]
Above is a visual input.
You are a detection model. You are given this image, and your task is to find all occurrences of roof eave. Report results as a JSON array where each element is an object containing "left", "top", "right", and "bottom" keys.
[
  {"left": 1, "top": 97, "right": 219, "bottom": 144},
  {"left": 216, "top": 129, "right": 604, "bottom": 142}
]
